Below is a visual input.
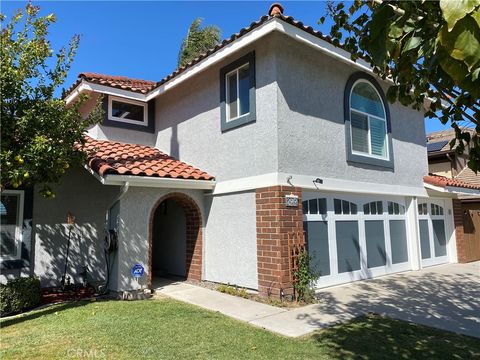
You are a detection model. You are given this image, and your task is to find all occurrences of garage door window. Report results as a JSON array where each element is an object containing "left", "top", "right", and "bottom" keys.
[{"left": 304, "top": 194, "right": 411, "bottom": 288}]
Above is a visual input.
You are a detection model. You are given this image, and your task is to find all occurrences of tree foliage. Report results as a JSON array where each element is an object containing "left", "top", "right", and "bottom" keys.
[
  {"left": 1, "top": 4, "right": 102, "bottom": 197},
  {"left": 323, "top": 0, "right": 480, "bottom": 171},
  {"left": 178, "top": 18, "right": 221, "bottom": 68}
]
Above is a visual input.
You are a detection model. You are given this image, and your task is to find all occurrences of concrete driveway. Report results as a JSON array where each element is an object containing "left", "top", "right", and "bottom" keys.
[
  {"left": 252, "top": 262, "right": 480, "bottom": 337},
  {"left": 155, "top": 262, "right": 479, "bottom": 338}
]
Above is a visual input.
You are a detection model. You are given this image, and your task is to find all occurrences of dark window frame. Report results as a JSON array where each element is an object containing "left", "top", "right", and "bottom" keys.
[
  {"left": 0, "top": 187, "right": 33, "bottom": 271},
  {"left": 220, "top": 52, "right": 256, "bottom": 132},
  {"left": 102, "top": 95, "right": 155, "bottom": 133},
  {"left": 344, "top": 72, "right": 394, "bottom": 169}
]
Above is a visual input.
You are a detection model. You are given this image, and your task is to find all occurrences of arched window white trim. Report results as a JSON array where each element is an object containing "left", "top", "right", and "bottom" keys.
[{"left": 349, "top": 79, "right": 389, "bottom": 160}]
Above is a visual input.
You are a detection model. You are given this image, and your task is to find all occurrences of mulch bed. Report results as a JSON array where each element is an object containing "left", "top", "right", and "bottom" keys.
[{"left": 41, "top": 286, "right": 96, "bottom": 304}]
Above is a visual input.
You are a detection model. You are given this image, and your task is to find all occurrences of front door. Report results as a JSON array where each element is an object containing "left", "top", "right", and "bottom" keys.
[{"left": 418, "top": 199, "right": 449, "bottom": 267}]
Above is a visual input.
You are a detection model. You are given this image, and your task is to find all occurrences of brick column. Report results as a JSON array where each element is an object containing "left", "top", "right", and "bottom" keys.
[
  {"left": 452, "top": 199, "right": 467, "bottom": 263},
  {"left": 256, "top": 186, "right": 304, "bottom": 299}
]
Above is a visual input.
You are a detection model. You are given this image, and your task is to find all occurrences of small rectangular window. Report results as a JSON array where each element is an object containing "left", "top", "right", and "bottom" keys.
[
  {"left": 108, "top": 96, "right": 148, "bottom": 126},
  {"left": 220, "top": 52, "right": 256, "bottom": 132},
  {"left": 226, "top": 64, "right": 250, "bottom": 121}
]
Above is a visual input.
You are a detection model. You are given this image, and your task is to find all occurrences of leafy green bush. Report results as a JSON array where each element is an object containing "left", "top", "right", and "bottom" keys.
[
  {"left": 0, "top": 277, "right": 42, "bottom": 315},
  {"left": 293, "top": 250, "right": 319, "bottom": 303}
]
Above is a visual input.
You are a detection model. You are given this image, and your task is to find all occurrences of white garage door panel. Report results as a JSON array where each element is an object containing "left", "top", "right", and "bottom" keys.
[
  {"left": 417, "top": 199, "right": 449, "bottom": 267},
  {"left": 303, "top": 193, "right": 412, "bottom": 288}
]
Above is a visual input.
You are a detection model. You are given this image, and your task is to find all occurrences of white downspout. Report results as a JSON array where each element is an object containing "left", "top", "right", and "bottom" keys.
[{"left": 106, "top": 182, "right": 130, "bottom": 229}]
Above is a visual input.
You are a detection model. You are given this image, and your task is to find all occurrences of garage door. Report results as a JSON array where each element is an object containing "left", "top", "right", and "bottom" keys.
[
  {"left": 303, "top": 194, "right": 412, "bottom": 288},
  {"left": 418, "top": 199, "right": 449, "bottom": 267}
]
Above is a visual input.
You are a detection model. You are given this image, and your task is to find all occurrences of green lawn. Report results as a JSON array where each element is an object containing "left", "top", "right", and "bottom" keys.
[{"left": 1, "top": 298, "right": 478, "bottom": 360}]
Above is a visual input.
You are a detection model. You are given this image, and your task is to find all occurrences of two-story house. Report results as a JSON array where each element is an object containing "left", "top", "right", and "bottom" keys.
[{"left": 2, "top": 3, "right": 479, "bottom": 298}]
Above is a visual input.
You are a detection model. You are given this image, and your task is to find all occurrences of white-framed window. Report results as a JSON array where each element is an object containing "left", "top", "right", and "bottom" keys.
[
  {"left": 225, "top": 63, "right": 251, "bottom": 122},
  {"left": 108, "top": 96, "right": 148, "bottom": 126},
  {"left": 350, "top": 80, "right": 389, "bottom": 160},
  {"left": 1, "top": 190, "right": 24, "bottom": 260}
]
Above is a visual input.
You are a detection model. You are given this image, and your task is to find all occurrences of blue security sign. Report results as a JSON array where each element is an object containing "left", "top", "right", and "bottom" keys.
[{"left": 131, "top": 264, "right": 145, "bottom": 278}]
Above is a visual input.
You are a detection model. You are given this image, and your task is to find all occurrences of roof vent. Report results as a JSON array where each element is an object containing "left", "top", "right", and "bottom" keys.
[{"left": 269, "top": 3, "right": 284, "bottom": 16}]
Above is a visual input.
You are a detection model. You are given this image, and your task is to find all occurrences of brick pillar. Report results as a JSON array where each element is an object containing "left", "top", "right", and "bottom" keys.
[
  {"left": 256, "top": 186, "right": 304, "bottom": 299},
  {"left": 453, "top": 199, "right": 467, "bottom": 263}
]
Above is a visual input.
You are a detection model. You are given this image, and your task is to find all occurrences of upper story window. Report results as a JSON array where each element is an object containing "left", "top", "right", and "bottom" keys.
[
  {"left": 344, "top": 72, "right": 394, "bottom": 168},
  {"left": 220, "top": 52, "right": 256, "bottom": 132},
  {"left": 226, "top": 64, "right": 250, "bottom": 121},
  {"left": 350, "top": 81, "right": 387, "bottom": 158},
  {"left": 1, "top": 191, "right": 24, "bottom": 260},
  {"left": 108, "top": 96, "right": 148, "bottom": 126}
]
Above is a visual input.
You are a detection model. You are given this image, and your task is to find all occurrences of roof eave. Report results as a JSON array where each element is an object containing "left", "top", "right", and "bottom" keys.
[
  {"left": 66, "top": 17, "right": 387, "bottom": 105},
  {"left": 424, "top": 181, "right": 480, "bottom": 197}
]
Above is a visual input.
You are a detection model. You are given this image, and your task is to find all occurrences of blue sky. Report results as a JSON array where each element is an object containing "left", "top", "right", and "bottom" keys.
[{"left": 3, "top": 0, "right": 448, "bottom": 133}]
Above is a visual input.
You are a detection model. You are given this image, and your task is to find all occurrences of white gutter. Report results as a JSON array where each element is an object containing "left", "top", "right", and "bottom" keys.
[
  {"left": 102, "top": 174, "right": 216, "bottom": 190},
  {"left": 424, "top": 182, "right": 480, "bottom": 196}
]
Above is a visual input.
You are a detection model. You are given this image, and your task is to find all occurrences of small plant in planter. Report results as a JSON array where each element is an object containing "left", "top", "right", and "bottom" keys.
[{"left": 293, "top": 249, "right": 319, "bottom": 303}]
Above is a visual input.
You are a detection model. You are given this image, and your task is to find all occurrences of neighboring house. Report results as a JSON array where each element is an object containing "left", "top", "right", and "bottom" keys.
[
  {"left": 2, "top": 4, "right": 479, "bottom": 298},
  {"left": 427, "top": 129, "right": 480, "bottom": 263}
]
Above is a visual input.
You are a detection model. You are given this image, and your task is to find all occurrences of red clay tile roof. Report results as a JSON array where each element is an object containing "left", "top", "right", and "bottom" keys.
[
  {"left": 80, "top": 136, "right": 214, "bottom": 181},
  {"left": 424, "top": 174, "right": 480, "bottom": 191},
  {"left": 66, "top": 4, "right": 352, "bottom": 98},
  {"left": 78, "top": 73, "right": 156, "bottom": 94}
]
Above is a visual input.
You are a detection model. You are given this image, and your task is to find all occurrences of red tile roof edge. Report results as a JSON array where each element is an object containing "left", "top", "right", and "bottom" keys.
[
  {"left": 423, "top": 173, "right": 480, "bottom": 191},
  {"left": 65, "top": 5, "right": 361, "bottom": 98},
  {"left": 79, "top": 136, "right": 214, "bottom": 181}
]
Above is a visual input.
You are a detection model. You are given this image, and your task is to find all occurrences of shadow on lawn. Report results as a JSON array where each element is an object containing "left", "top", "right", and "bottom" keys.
[
  {"left": 0, "top": 301, "right": 89, "bottom": 328},
  {"left": 311, "top": 313, "right": 480, "bottom": 360}
]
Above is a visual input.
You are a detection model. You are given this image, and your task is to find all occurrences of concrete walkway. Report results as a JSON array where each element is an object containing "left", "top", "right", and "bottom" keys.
[{"left": 154, "top": 262, "right": 480, "bottom": 338}]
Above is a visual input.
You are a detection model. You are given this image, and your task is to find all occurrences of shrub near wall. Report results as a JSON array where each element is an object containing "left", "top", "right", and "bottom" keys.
[{"left": 0, "top": 277, "right": 42, "bottom": 316}]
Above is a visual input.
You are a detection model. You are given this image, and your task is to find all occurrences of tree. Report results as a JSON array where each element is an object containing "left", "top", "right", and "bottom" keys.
[
  {"left": 1, "top": 4, "right": 102, "bottom": 197},
  {"left": 178, "top": 18, "right": 221, "bottom": 68},
  {"left": 323, "top": 0, "right": 480, "bottom": 171}
]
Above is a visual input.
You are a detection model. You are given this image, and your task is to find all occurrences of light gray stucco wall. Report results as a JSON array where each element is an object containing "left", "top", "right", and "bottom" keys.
[
  {"left": 154, "top": 34, "right": 279, "bottom": 182},
  {"left": 275, "top": 34, "right": 428, "bottom": 188},
  {"left": 33, "top": 167, "right": 119, "bottom": 287},
  {"left": 115, "top": 187, "right": 205, "bottom": 291},
  {"left": 204, "top": 191, "right": 258, "bottom": 289}
]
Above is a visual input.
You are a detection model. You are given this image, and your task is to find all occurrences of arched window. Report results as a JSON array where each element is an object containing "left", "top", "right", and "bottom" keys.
[
  {"left": 431, "top": 203, "right": 444, "bottom": 216},
  {"left": 388, "top": 201, "right": 405, "bottom": 215},
  {"left": 334, "top": 199, "right": 357, "bottom": 215},
  {"left": 302, "top": 198, "right": 327, "bottom": 215},
  {"left": 345, "top": 73, "right": 393, "bottom": 168},
  {"left": 418, "top": 202, "right": 428, "bottom": 215},
  {"left": 363, "top": 201, "right": 383, "bottom": 215}
]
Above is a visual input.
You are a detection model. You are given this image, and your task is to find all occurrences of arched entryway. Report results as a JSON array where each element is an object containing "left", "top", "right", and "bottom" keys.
[{"left": 148, "top": 193, "right": 202, "bottom": 287}]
